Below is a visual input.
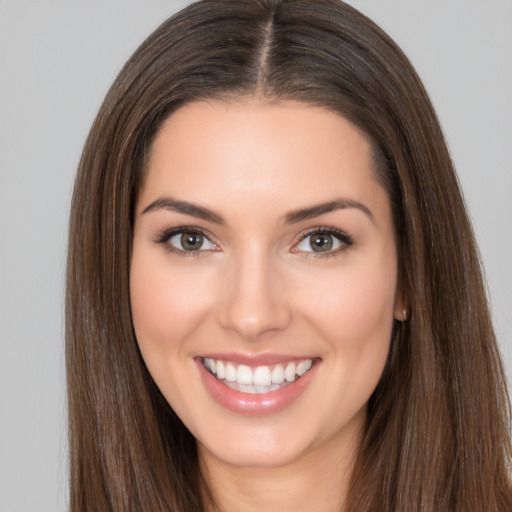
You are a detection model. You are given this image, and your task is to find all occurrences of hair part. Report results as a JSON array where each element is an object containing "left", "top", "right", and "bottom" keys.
[{"left": 67, "top": 1, "right": 511, "bottom": 510}]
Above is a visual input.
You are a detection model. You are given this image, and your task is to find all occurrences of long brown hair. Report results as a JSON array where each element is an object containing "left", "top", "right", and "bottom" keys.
[{"left": 66, "top": 0, "right": 512, "bottom": 510}]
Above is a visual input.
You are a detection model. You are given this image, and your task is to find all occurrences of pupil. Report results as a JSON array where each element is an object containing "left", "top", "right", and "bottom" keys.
[
  {"left": 181, "top": 232, "right": 203, "bottom": 250},
  {"left": 311, "top": 234, "right": 332, "bottom": 252}
]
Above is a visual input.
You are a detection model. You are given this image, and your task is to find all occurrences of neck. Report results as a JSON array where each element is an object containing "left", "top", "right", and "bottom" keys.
[{"left": 199, "top": 426, "right": 361, "bottom": 512}]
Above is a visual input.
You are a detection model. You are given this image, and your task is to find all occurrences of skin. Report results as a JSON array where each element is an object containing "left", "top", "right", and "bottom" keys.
[{"left": 130, "top": 99, "right": 403, "bottom": 511}]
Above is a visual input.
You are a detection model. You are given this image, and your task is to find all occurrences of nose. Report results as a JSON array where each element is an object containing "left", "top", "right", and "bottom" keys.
[{"left": 218, "top": 246, "right": 292, "bottom": 341}]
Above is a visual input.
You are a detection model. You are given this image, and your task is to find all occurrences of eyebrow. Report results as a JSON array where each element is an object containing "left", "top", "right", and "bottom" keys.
[
  {"left": 283, "top": 198, "right": 375, "bottom": 225},
  {"left": 141, "top": 197, "right": 225, "bottom": 224},
  {"left": 141, "top": 196, "right": 375, "bottom": 225}
]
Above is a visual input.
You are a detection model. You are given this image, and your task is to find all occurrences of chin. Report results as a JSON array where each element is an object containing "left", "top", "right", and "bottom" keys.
[{"left": 198, "top": 431, "right": 313, "bottom": 469}]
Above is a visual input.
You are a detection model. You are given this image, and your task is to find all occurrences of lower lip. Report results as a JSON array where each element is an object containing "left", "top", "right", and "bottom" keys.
[{"left": 196, "top": 358, "right": 319, "bottom": 416}]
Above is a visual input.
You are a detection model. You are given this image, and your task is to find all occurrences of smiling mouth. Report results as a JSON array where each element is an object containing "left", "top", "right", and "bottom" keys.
[{"left": 202, "top": 358, "right": 314, "bottom": 394}]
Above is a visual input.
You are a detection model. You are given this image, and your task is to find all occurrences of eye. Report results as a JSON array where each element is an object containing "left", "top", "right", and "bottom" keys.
[
  {"left": 156, "top": 228, "right": 218, "bottom": 254},
  {"left": 294, "top": 228, "right": 353, "bottom": 255}
]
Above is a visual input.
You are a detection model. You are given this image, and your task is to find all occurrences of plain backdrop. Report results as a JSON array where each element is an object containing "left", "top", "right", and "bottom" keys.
[{"left": 0, "top": 1, "right": 510, "bottom": 510}]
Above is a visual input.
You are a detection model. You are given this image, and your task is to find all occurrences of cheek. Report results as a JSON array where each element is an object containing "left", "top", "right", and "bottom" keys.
[
  {"left": 293, "top": 254, "right": 397, "bottom": 423},
  {"left": 295, "top": 252, "right": 397, "bottom": 354},
  {"left": 129, "top": 253, "right": 213, "bottom": 352}
]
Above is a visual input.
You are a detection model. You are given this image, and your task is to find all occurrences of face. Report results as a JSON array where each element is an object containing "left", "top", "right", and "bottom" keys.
[{"left": 130, "top": 100, "right": 402, "bottom": 469}]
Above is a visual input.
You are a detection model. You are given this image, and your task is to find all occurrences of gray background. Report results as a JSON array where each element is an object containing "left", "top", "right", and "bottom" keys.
[{"left": 0, "top": 1, "right": 510, "bottom": 510}]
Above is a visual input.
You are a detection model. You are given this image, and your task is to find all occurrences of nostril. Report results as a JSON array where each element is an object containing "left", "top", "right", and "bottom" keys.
[{"left": 218, "top": 296, "right": 293, "bottom": 340}]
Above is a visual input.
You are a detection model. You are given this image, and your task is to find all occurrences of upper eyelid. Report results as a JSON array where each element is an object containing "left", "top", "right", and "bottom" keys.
[
  {"left": 156, "top": 226, "right": 214, "bottom": 243},
  {"left": 155, "top": 227, "right": 218, "bottom": 257},
  {"left": 295, "top": 226, "right": 352, "bottom": 242},
  {"left": 292, "top": 226, "right": 354, "bottom": 253},
  {"left": 154, "top": 225, "right": 353, "bottom": 251}
]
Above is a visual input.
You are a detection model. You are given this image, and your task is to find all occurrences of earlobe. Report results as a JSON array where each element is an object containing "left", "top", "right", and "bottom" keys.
[
  {"left": 394, "top": 293, "right": 408, "bottom": 322},
  {"left": 394, "top": 306, "right": 408, "bottom": 322}
]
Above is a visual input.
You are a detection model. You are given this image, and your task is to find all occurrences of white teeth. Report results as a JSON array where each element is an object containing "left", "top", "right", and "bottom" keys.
[
  {"left": 238, "top": 384, "right": 255, "bottom": 394},
  {"left": 225, "top": 363, "right": 237, "bottom": 382},
  {"left": 271, "top": 364, "right": 285, "bottom": 384},
  {"left": 237, "top": 365, "right": 252, "bottom": 385},
  {"left": 285, "top": 362, "right": 296, "bottom": 382},
  {"left": 253, "top": 366, "right": 272, "bottom": 386},
  {"left": 224, "top": 381, "right": 289, "bottom": 394},
  {"left": 216, "top": 360, "right": 226, "bottom": 379},
  {"left": 204, "top": 357, "right": 314, "bottom": 391},
  {"left": 296, "top": 359, "right": 312, "bottom": 376}
]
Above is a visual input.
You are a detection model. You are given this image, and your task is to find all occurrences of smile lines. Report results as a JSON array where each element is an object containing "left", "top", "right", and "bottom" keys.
[{"left": 203, "top": 358, "right": 313, "bottom": 394}]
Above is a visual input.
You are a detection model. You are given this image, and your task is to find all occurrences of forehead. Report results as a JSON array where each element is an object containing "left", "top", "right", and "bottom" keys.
[{"left": 139, "top": 99, "right": 387, "bottom": 220}]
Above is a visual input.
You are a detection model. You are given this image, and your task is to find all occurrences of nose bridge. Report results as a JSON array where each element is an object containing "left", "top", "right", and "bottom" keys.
[{"left": 219, "top": 240, "right": 291, "bottom": 340}]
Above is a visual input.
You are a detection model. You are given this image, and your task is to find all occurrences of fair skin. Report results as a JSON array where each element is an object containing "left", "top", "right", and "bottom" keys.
[{"left": 130, "top": 99, "right": 403, "bottom": 511}]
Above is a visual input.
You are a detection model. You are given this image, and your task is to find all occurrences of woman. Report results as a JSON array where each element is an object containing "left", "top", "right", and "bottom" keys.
[{"left": 66, "top": 0, "right": 512, "bottom": 510}]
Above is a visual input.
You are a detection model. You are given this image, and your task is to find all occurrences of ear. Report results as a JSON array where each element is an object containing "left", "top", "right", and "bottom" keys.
[{"left": 394, "top": 290, "right": 408, "bottom": 322}]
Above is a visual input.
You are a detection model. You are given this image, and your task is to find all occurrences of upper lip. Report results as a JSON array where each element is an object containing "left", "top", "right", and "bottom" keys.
[{"left": 197, "top": 352, "right": 317, "bottom": 366}]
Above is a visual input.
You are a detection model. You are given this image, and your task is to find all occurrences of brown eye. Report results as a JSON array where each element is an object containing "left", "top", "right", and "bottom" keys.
[
  {"left": 168, "top": 230, "right": 215, "bottom": 252},
  {"left": 180, "top": 232, "right": 204, "bottom": 251},
  {"left": 309, "top": 234, "right": 334, "bottom": 252},
  {"left": 294, "top": 228, "right": 354, "bottom": 256},
  {"left": 297, "top": 232, "right": 340, "bottom": 253}
]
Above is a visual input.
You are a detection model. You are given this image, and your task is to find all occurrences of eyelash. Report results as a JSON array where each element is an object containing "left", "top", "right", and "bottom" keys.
[
  {"left": 293, "top": 226, "right": 355, "bottom": 258},
  {"left": 154, "top": 225, "right": 355, "bottom": 258},
  {"left": 154, "top": 226, "right": 217, "bottom": 258}
]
